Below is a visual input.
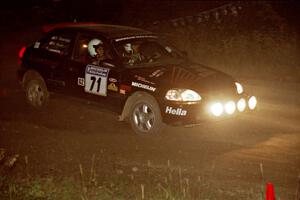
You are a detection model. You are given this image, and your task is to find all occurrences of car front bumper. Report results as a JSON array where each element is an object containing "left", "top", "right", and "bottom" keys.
[{"left": 160, "top": 94, "right": 257, "bottom": 126}]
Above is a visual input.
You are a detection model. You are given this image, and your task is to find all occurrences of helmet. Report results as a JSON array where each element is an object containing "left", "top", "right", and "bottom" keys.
[
  {"left": 88, "top": 38, "right": 103, "bottom": 57},
  {"left": 124, "top": 43, "right": 133, "bottom": 54}
]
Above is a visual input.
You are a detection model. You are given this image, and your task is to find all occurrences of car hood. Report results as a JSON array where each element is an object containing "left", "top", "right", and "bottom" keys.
[{"left": 129, "top": 62, "right": 236, "bottom": 95}]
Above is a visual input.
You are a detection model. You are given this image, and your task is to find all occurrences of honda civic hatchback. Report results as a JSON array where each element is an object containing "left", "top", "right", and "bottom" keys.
[{"left": 18, "top": 23, "right": 257, "bottom": 135}]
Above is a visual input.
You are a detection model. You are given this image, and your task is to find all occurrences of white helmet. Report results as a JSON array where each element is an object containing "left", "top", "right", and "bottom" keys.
[
  {"left": 88, "top": 38, "right": 103, "bottom": 57},
  {"left": 124, "top": 43, "right": 133, "bottom": 54}
]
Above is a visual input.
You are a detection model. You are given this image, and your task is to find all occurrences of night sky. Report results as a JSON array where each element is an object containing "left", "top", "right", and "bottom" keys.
[
  {"left": 1, "top": 0, "right": 298, "bottom": 29},
  {"left": 0, "top": 0, "right": 299, "bottom": 42}
]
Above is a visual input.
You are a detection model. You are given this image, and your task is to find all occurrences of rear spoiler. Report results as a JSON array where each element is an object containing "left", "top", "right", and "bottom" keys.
[{"left": 42, "top": 22, "right": 100, "bottom": 32}]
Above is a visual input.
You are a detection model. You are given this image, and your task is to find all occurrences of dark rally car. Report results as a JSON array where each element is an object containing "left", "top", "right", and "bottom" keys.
[{"left": 17, "top": 23, "right": 257, "bottom": 135}]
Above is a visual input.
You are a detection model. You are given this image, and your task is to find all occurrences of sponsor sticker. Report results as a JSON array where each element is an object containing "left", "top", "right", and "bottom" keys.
[
  {"left": 34, "top": 42, "right": 40, "bottom": 49},
  {"left": 114, "top": 35, "right": 157, "bottom": 42},
  {"left": 84, "top": 65, "right": 109, "bottom": 96},
  {"left": 165, "top": 106, "right": 187, "bottom": 116},
  {"left": 119, "top": 84, "right": 132, "bottom": 95},
  {"left": 77, "top": 78, "right": 85, "bottom": 86},
  {"left": 47, "top": 48, "right": 61, "bottom": 54},
  {"left": 120, "top": 89, "right": 126, "bottom": 95},
  {"left": 109, "top": 77, "right": 117, "bottom": 83},
  {"left": 131, "top": 82, "right": 156, "bottom": 92},
  {"left": 149, "top": 69, "right": 164, "bottom": 78},
  {"left": 107, "top": 83, "right": 118, "bottom": 92},
  {"left": 134, "top": 75, "right": 155, "bottom": 85}
]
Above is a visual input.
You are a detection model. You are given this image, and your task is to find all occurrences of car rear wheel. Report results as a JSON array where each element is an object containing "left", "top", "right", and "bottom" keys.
[
  {"left": 129, "top": 94, "right": 165, "bottom": 135},
  {"left": 25, "top": 75, "right": 49, "bottom": 108}
]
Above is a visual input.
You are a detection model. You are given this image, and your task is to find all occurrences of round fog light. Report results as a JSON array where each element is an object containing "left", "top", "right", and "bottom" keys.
[
  {"left": 248, "top": 96, "right": 257, "bottom": 110},
  {"left": 210, "top": 102, "right": 223, "bottom": 117},
  {"left": 225, "top": 101, "right": 236, "bottom": 115},
  {"left": 237, "top": 98, "right": 246, "bottom": 112}
]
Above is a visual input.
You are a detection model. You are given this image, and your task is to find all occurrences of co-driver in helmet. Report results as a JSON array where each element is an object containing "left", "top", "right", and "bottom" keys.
[{"left": 123, "top": 43, "right": 142, "bottom": 65}]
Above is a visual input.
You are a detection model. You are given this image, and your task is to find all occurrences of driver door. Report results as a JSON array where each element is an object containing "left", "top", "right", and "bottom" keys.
[{"left": 65, "top": 33, "right": 123, "bottom": 109}]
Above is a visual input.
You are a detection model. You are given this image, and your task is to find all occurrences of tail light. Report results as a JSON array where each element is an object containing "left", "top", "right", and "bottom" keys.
[
  {"left": 18, "top": 46, "right": 26, "bottom": 59},
  {"left": 18, "top": 46, "right": 26, "bottom": 65}
]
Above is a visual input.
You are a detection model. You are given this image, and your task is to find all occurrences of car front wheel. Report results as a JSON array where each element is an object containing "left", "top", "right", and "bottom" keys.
[{"left": 129, "top": 93, "right": 165, "bottom": 135}]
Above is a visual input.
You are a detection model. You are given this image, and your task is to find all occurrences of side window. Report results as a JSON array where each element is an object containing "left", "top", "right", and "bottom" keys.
[
  {"left": 41, "top": 34, "right": 72, "bottom": 56},
  {"left": 114, "top": 40, "right": 169, "bottom": 66},
  {"left": 139, "top": 41, "right": 167, "bottom": 62},
  {"left": 74, "top": 35, "right": 112, "bottom": 64},
  {"left": 114, "top": 40, "right": 144, "bottom": 66}
]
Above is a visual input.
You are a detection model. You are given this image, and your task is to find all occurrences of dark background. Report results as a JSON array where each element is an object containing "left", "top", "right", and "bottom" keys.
[
  {"left": 1, "top": 0, "right": 300, "bottom": 81},
  {"left": 1, "top": 0, "right": 300, "bottom": 32}
]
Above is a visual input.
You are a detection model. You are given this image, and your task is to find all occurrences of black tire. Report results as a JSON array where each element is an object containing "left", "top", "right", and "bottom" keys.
[
  {"left": 25, "top": 74, "right": 49, "bottom": 109},
  {"left": 129, "top": 93, "right": 165, "bottom": 135}
]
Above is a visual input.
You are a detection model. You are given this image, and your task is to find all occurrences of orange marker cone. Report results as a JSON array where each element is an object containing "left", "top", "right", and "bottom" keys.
[{"left": 266, "top": 182, "right": 275, "bottom": 200}]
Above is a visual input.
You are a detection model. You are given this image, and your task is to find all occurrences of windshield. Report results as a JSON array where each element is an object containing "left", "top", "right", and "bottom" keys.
[{"left": 113, "top": 38, "right": 185, "bottom": 67}]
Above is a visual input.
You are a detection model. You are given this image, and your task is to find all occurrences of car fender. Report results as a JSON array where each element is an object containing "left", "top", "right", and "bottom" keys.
[
  {"left": 119, "top": 91, "right": 161, "bottom": 121},
  {"left": 22, "top": 70, "right": 45, "bottom": 89}
]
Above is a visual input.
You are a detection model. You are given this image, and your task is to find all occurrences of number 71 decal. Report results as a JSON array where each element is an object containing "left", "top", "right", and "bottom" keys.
[{"left": 85, "top": 65, "right": 110, "bottom": 96}]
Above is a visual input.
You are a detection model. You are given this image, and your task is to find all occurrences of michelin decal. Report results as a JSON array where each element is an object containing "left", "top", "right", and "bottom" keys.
[{"left": 131, "top": 82, "right": 156, "bottom": 92}]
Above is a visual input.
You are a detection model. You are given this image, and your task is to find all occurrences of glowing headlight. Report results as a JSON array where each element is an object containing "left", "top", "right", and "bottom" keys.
[
  {"left": 235, "top": 82, "right": 243, "bottom": 94},
  {"left": 224, "top": 101, "right": 236, "bottom": 115},
  {"left": 248, "top": 96, "right": 257, "bottom": 110},
  {"left": 237, "top": 98, "right": 246, "bottom": 112},
  {"left": 165, "top": 89, "right": 201, "bottom": 102},
  {"left": 210, "top": 102, "right": 223, "bottom": 117}
]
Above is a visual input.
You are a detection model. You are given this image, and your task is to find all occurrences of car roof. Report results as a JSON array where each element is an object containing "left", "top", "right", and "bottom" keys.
[{"left": 46, "top": 23, "right": 156, "bottom": 41}]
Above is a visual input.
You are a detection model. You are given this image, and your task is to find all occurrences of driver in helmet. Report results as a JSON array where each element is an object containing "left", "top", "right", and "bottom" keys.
[{"left": 88, "top": 38, "right": 107, "bottom": 65}]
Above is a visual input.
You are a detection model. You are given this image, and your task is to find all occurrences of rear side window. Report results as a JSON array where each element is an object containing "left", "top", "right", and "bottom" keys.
[{"left": 41, "top": 33, "right": 72, "bottom": 56}]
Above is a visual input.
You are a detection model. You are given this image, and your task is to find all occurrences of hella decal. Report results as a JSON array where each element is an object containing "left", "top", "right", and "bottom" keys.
[
  {"left": 165, "top": 106, "right": 187, "bottom": 116},
  {"left": 131, "top": 82, "right": 156, "bottom": 92}
]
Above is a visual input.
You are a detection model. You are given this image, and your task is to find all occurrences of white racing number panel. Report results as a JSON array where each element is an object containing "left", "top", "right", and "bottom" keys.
[{"left": 85, "top": 65, "right": 110, "bottom": 96}]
